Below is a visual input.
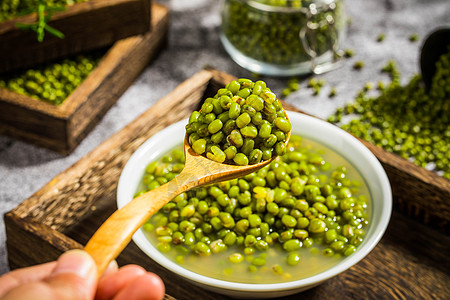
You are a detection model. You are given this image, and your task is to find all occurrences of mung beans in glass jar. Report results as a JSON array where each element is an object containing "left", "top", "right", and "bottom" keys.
[{"left": 220, "top": 0, "right": 346, "bottom": 76}]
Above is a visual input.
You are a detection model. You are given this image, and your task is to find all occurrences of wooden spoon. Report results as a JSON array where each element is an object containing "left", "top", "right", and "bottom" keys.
[
  {"left": 85, "top": 117, "right": 291, "bottom": 276},
  {"left": 420, "top": 26, "right": 450, "bottom": 91}
]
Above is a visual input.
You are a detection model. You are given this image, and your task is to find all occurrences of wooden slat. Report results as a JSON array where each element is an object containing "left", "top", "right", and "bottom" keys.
[
  {"left": 5, "top": 212, "right": 82, "bottom": 269},
  {"left": 358, "top": 139, "right": 450, "bottom": 233}
]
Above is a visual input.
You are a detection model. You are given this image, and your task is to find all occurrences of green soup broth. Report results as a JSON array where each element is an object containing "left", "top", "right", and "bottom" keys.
[{"left": 137, "top": 134, "right": 371, "bottom": 284}]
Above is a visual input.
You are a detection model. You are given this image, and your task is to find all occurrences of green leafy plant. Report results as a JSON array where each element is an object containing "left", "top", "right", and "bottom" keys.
[{"left": 15, "top": 0, "right": 65, "bottom": 42}]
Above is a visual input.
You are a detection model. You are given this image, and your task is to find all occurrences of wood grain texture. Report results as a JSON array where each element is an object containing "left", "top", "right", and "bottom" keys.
[
  {"left": 0, "top": 0, "right": 152, "bottom": 73},
  {"left": 5, "top": 68, "right": 450, "bottom": 300},
  {"left": 5, "top": 212, "right": 83, "bottom": 269},
  {"left": 362, "top": 144, "right": 450, "bottom": 233},
  {"left": 0, "top": 3, "right": 169, "bottom": 154}
]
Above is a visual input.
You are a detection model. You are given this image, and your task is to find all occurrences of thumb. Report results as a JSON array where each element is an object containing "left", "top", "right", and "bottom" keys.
[
  {"left": 46, "top": 249, "right": 98, "bottom": 300},
  {"left": 2, "top": 249, "right": 98, "bottom": 300}
]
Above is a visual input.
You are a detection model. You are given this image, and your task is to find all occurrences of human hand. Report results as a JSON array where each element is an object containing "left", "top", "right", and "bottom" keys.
[{"left": 0, "top": 249, "right": 165, "bottom": 300}]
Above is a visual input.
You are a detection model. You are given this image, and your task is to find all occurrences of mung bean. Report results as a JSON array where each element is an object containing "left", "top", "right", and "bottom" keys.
[{"left": 142, "top": 133, "right": 370, "bottom": 277}]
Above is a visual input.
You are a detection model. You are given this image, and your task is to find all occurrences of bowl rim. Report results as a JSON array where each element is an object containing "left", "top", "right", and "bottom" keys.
[{"left": 117, "top": 111, "right": 392, "bottom": 292}]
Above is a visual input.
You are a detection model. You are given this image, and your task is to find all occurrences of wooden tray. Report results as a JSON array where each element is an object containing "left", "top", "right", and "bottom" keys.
[
  {"left": 0, "top": 3, "right": 169, "bottom": 155},
  {"left": 5, "top": 69, "right": 450, "bottom": 299},
  {"left": 0, "top": 0, "right": 152, "bottom": 73}
]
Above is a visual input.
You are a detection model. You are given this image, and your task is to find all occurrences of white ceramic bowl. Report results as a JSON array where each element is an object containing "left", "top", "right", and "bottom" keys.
[{"left": 117, "top": 111, "right": 392, "bottom": 298}]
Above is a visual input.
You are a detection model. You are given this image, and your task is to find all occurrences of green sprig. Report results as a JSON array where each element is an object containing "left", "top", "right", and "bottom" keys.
[{"left": 15, "top": 0, "right": 66, "bottom": 42}]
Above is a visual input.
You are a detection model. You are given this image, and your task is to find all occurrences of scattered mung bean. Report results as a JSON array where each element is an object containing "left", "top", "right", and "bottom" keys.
[{"left": 328, "top": 50, "right": 450, "bottom": 179}]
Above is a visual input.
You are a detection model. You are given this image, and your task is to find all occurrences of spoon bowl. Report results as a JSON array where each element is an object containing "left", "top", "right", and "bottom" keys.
[
  {"left": 420, "top": 26, "right": 450, "bottom": 90},
  {"left": 85, "top": 113, "right": 290, "bottom": 276}
]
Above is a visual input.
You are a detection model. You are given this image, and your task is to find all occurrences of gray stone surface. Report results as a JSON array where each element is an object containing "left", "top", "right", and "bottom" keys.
[{"left": 0, "top": 0, "right": 448, "bottom": 274}]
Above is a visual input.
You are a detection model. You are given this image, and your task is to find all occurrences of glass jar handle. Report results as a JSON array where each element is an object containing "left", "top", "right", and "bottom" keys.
[{"left": 299, "top": 2, "right": 343, "bottom": 74}]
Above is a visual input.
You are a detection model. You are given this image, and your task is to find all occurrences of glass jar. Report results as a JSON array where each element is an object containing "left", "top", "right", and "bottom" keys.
[{"left": 220, "top": 0, "right": 346, "bottom": 76}]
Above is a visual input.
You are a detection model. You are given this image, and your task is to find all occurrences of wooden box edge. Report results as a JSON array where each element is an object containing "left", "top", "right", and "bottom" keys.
[
  {"left": 0, "top": 0, "right": 153, "bottom": 73},
  {"left": 0, "top": 3, "right": 169, "bottom": 155}
]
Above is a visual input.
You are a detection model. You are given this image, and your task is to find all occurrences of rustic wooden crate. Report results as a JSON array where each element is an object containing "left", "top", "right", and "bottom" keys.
[
  {"left": 0, "top": 0, "right": 152, "bottom": 73},
  {"left": 5, "top": 68, "right": 450, "bottom": 299},
  {"left": 0, "top": 3, "right": 169, "bottom": 155}
]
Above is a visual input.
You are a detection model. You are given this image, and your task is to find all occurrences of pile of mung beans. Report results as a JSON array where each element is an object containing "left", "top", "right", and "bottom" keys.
[
  {"left": 221, "top": 0, "right": 345, "bottom": 66},
  {"left": 186, "top": 78, "right": 291, "bottom": 165},
  {"left": 0, "top": 51, "right": 103, "bottom": 105},
  {"left": 328, "top": 49, "right": 450, "bottom": 179},
  {"left": 139, "top": 134, "right": 369, "bottom": 276},
  {"left": 0, "top": 0, "right": 87, "bottom": 21}
]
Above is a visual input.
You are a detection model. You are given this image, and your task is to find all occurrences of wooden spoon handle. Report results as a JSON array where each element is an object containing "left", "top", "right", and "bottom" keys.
[{"left": 84, "top": 172, "right": 195, "bottom": 276}]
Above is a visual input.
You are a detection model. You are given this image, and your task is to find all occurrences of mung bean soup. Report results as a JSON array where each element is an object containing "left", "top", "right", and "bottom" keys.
[{"left": 136, "top": 134, "right": 371, "bottom": 283}]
